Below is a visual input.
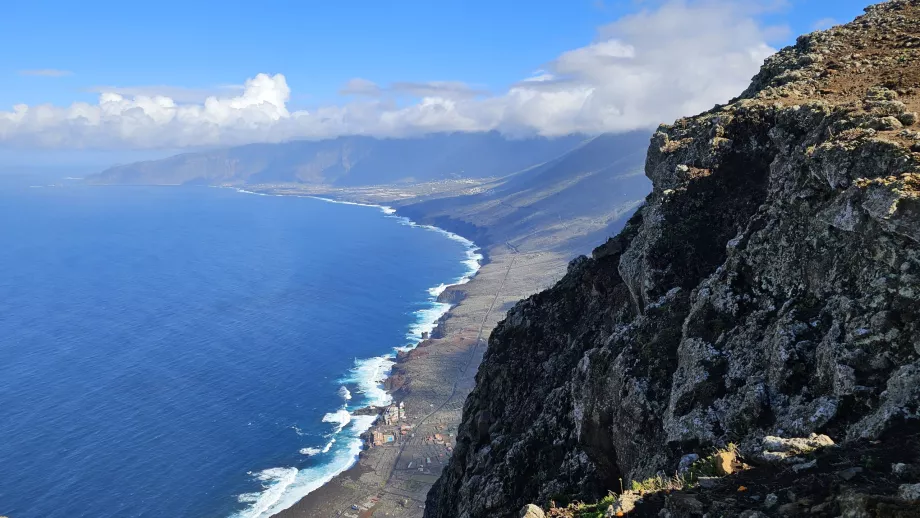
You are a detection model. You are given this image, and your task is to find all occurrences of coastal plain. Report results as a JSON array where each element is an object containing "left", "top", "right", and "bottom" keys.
[
  {"left": 275, "top": 246, "right": 567, "bottom": 518},
  {"left": 85, "top": 131, "right": 652, "bottom": 517},
  {"left": 257, "top": 145, "right": 650, "bottom": 516}
]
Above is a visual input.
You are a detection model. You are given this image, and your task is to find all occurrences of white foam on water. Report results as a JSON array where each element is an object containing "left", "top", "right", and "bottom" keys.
[
  {"left": 388, "top": 216, "right": 483, "bottom": 287},
  {"left": 428, "top": 283, "right": 449, "bottom": 297},
  {"left": 321, "top": 438, "right": 336, "bottom": 453},
  {"left": 304, "top": 194, "right": 484, "bottom": 287},
  {"left": 401, "top": 236, "right": 482, "bottom": 351},
  {"left": 341, "top": 356, "right": 394, "bottom": 408},
  {"left": 383, "top": 216, "right": 484, "bottom": 354},
  {"left": 231, "top": 416, "right": 378, "bottom": 518},
  {"left": 230, "top": 189, "right": 483, "bottom": 288},
  {"left": 227, "top": 188, "right": 484, "bottom": 518},
  {"left": 405, "top": 302, "right": 451, "bottom": 344},
  {"left": 321, "top": 408, "right": 352, "bottom": 433},
  {"left": 307, "top": 195, "right": 396, "bottom": 217},
  {"left": 461, "top": 249, "right": 485, "bottom": 283},
  {"left": 234, "top": 188, "right": 275, "bottom": 197},
  {"left": 231, "top": 467, "right": 298, "bottom": 518}
]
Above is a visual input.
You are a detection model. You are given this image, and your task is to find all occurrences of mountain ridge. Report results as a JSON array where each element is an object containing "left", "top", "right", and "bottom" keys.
[
  {"left": 86, "top": 132, "right": 590, "bottom": 187},
  {"left": 396, "top": 131, "right": 652, "bottom": 255}
]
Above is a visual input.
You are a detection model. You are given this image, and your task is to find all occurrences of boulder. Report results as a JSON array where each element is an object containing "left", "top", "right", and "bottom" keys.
[
  {"left": 519, "top": 504, "right": 545, "bottom": 518},
  {"left": 714, "top": 451, "right": 736, "bottom": 476},
  {"left": 899, "top": 483, "right": 920, "bottom": 503},
  {"left": 677, "top": 453, "right": 699, "bottom": 473}
]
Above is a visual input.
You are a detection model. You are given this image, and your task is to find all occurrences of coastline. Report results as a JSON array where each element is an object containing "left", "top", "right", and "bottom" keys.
[
  {"left": 230, "top": 188, "right": 487, "bottom": 518},
  {"left": 268, "top": 205, "right": 571, "bottom": 517}
]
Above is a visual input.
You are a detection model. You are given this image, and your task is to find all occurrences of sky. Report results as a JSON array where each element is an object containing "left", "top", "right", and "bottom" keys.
[{"left": 0, "top": 0, "right": 872, "bottom": 164}]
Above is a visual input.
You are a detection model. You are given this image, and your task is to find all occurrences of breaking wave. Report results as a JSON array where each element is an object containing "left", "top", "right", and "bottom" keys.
[
  {"left": 230, "top": 415, "right": 376, "bottom": 518},
  {"left": 229, "top": 189, "right": 482, "bottom": 518},
  {"left": 341, "top": 356, "right": 395, "bottom": 408},
  {"left": 321, "top": 408, "right": 352, "bottom": 433}
]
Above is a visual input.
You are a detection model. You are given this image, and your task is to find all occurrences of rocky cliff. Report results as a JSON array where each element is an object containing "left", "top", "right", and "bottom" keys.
[{"left": 425, "top": 2, "right": 920, "bottom": 516}]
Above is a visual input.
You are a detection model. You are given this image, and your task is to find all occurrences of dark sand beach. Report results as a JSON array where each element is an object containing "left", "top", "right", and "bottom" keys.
[{"left": 276, "top": 245, "right": 569, "bottom": 517}]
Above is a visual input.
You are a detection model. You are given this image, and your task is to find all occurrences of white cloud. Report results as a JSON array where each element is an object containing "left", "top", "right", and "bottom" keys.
[
  {"left": 1, "top": 1, "right": 780, "bottom": 149},
  {"left": 340, "top": 79, "right": 485, "bottom": 99},
  {"left": 339, "top": 78, "right": 382, "bottom": 97},
  {"left": 18, "top": 69, "right": 73, "bottom": 77},
  {"left": 83, "top": 84, "right": 244, "bottom": 103}
]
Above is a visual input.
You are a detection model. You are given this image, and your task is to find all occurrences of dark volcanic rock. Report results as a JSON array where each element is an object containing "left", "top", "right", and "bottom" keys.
[
  {"left": 425, "top": 2, "right": 920, "bottom": 517},
  {"left": 352, "top": 406, "right": 383, "bottom": 417},
  {"left": 437, "top": 287, "right": 468, "bottom": 305}
]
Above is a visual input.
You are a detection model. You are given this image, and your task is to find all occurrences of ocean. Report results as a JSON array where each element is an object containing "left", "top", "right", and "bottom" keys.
[{"left": 0, "top": 181, "right": 480, "bottom": 518}]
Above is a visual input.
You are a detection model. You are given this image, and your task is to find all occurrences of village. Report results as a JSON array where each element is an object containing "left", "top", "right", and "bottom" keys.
[{"left": 336, "top": 400, "right": 457, "bottom": 518}]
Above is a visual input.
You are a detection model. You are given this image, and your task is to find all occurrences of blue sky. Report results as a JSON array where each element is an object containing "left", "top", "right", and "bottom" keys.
[{"left": 0, "top": 0, "right": 874, "bottom": 161}]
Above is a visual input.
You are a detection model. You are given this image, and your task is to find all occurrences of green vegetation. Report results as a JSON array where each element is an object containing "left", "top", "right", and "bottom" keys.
[
  {"left": 552, "top": 445, "right": 740, "bottom": 517},
  {"left": 563, "top": 493, "right": 617, "bottom": 518},
  {"left": 628, "top": 443, "right": 738, "bottom": 492}
]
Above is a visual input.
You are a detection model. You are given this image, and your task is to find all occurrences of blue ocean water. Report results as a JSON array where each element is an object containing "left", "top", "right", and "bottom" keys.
[{"left": 0, "top": 182, "right": 479, "bottom": 518}]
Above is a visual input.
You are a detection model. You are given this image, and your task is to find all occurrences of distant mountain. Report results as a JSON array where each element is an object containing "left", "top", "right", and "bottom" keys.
[
  {"left": 87, "top": 133, "right": 587, "bottom": 186},
  {"left": 396, "top": 131, "right": 652, "bottom": 254}
]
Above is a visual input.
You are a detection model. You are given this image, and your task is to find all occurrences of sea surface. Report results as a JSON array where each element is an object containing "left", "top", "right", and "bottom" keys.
[{"left": 0, "top": 180, "right": 480, "bottom": 518}]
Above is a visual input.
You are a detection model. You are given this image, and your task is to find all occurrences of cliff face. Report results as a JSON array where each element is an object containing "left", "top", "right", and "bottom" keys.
[{"left": 426, "top": 2, "right": 920, "bottom": 516}]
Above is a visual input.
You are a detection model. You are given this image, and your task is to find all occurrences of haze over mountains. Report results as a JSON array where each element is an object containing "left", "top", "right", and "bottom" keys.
[
  {"left": 397, "top": 131, "right": 651, "bottom": 254},
  {"left": 87, "top": 133, "right": 589, "bottom": 186},
  {"left": 88, "top": 130, "right": 654, "bottom": 257}
]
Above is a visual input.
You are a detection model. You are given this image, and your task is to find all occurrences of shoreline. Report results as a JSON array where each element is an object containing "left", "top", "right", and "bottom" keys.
[
  {"left": 275, "top": 239, "right": 542, "bottom": 518},
  {"left": 231, "top": 187, "right": 487, "bottom": 518}
]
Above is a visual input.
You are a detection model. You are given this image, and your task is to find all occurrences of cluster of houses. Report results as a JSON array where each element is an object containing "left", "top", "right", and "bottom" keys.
[
  {"left": 427, "top": 432, "right": 453, "bottom": 454},
  {"left": 370, "top": 401, "right": 412, "bottom": 447},
  {"left": 382, "top": 401, "right": 405, "bottom": 425}
]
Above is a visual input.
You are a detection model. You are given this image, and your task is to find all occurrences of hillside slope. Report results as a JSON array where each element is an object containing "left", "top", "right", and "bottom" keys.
[
  {"left": 397, "top": 131, "right": 652, "bottom": 255},
  {"left": 425, "top": 2, "right": 920, "bottom": 516},
  {"left": 86, "top": 133, "right": 585, "bottom": 186}
]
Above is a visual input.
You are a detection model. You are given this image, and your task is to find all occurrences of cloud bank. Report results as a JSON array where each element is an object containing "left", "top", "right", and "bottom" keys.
[
  {"left": 1, "top": 1, "right": 779, "bottom": 149},
  {"left": 82, "top": 84, "right": 245, "bottom": 103}
]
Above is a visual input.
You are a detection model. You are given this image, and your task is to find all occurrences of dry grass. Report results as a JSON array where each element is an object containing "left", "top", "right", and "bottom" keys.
[{"left": 546, "top": 444, "right": 741, "bottom": 518}]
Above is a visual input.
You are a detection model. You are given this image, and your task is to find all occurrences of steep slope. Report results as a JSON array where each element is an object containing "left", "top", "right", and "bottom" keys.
[
  {"left": 86, "top": 133, "right": 585, "bottom": 186},
  {"left": 425, "top": 2, "right": 920, "bottom": 516},
  {"left": 397, "top": 131, "right": 652, "bottom": 255}
]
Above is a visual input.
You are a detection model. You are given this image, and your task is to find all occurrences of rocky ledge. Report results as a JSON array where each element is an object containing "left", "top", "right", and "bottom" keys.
[{"left": 425, "top": 1, "right": 920, "bottom": 517}]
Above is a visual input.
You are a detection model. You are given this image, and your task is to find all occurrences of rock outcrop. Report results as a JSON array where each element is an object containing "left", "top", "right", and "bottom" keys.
[{"left": 425, "top": 2, "right": 920, "bottom": 516}]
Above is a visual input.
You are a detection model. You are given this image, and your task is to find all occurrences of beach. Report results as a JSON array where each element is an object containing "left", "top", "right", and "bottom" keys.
[
  {"left": 234, "top": 179, "right": 639, "bottom": 517},
  {"left": 2, "top": 185, "right": 506, "bottom": 518},
  {"left": 274, "top": 243, "right": 569, "bottom": 517}
]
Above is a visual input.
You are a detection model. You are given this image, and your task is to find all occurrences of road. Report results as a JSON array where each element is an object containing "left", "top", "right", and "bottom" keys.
[{"left": 384, "top": 246, "right": 518, "bottom": 487}]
